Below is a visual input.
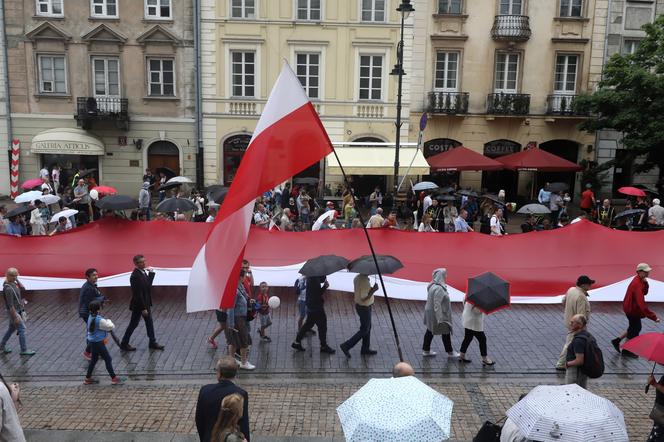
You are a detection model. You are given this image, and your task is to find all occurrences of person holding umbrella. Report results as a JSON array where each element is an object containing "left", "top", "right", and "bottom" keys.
[
  {"left": 458, "top": 302, "right": 494, "bottom": 365},
  {"left": 292, "top": 275, "right": 336, "bottom": 354},
  {"left": 340, "top": 272, "right": 379, "bottom": 358},
  {"left": 612, "top": 263, "right": 660, "bottom": 358},
  {"left": 647, "top": 373, "right": 664, "bottom": 442},
  {"left": 422, "top": 269, "right": 460, "bottom": 359}
]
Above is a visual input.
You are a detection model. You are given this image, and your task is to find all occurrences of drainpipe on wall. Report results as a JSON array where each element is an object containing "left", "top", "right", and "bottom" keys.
[
  {"left": 1, "top": 0, "right": 13, "bottom": 183},
  {"left": 194, "top": 0, "right": 204, "bottom": 188}
]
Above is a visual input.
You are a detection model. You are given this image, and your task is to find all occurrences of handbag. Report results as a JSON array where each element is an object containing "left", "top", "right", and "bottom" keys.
[
  {"left": 650, "top": 402, "right": 664, "bottom": 426},
  {"left": 473, "top": 416, "right": 505, "bottom": 442}
]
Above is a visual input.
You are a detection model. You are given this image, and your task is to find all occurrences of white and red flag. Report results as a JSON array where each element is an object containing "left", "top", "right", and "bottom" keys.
[{"left": 186, "top": 63, "right": 333, "bottom": 312}]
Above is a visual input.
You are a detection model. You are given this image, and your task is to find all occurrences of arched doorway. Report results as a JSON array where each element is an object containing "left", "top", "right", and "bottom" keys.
[
  {"left": 481, "top": 139, "right": 520, "bottom": 196},
  {"left": 539, "top": 140, "right": 580, "bottom": 196},
  {"left": 148, "top": 141, "right": 180, "bottom": 176},
  {"left": 222, "top": 134, "right": 251, "bottom": 186}
]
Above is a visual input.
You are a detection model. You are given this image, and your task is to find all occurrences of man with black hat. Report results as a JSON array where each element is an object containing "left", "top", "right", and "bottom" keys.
[{"left": 555, "top": 275, "right": 594, "bottom": 371}]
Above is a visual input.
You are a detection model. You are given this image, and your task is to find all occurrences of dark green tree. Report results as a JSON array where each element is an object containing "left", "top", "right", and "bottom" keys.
[{"left": 576, "top": 15, "right": 664, "bottom": 192}]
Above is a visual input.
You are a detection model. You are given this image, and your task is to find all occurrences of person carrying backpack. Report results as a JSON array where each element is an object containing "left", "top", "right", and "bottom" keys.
[{"left": 565, "top": 314, "right": 603, "bottom": 389}]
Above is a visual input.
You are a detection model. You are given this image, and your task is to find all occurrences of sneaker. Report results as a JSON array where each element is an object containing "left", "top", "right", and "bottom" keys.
[
  {"left": 291, "top": 342, "right": 305, "bottom": 352},
  {"left": 207, "top": 337, "right": 218, "bottom": 349},
  {"left": 447, "top": 351, "right": 461, "bottom": 358},
  {"left": 611, "top": 338, "right": 621, "bottom": 353},
  {"left": 83, "top": 351, "right": 92, "bottom": 361},
  {"left": 239, "top": 361, "right": 255, "bottom": 370},
  {"left": 1, "top": 348, "right": 11, "bottom": 354},
  {"left": 83, "top": 377, "right": 95, "bottom": 385},
  {"left": 19, "top": 350, "right": 36, "bottom": 356},
  {"left": 422, "top": 350, "right": 437, "bottom": 357},
  {"left": 111, "top": 376, "right": 125, "bottom": 385}
]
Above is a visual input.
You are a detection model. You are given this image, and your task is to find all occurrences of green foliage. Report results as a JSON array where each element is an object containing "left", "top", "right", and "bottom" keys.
[{"left": 576, "top": 15, "right": 664, "bottom": 182}]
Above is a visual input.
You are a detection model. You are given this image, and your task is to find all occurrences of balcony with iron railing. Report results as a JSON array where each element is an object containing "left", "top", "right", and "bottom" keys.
[
  {"left": 486, "top": 93, "right": 530, "bottom": 115},
  {"left": 75, "top": 97, "right": 129, "bottom": 130},
  {"left": 546, "top": 94, "right": 587, "bottom": 116},
  {"left": 428, "top": 91, "right": 469, "bottom": 114},
  {"left": 491, "top": 15, "right": 531, "bottom": 41}
]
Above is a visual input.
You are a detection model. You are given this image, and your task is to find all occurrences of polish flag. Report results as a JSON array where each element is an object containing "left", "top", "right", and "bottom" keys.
[{"left": 186, "top": 63, "right": 334, "bottom": 312}]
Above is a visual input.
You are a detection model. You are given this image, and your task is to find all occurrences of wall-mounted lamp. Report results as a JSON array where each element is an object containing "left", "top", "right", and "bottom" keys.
[{"left": 133, "top": 139, "right": 143, "bottom": 150}]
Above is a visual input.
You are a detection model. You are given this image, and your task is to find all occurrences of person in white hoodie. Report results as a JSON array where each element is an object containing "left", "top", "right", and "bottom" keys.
[
  {"left": 458, "top": 301, "right": 495, "bottom": 365},
  {"left": 138, "top": 182, "right": 151, "bottom": 220}
]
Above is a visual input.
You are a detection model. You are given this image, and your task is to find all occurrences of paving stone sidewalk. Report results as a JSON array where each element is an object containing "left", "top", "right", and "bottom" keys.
[{"left": 16, "top": 377, "right": 655, "bottom": 441}]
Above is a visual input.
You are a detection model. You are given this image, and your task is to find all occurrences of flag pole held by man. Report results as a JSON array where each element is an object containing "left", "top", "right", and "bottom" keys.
[{"left": 187, "top": 63, "right": 334, "bottom": 312}]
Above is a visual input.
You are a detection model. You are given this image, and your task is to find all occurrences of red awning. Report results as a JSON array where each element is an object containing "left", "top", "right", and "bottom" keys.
[
  {"left": 497, "top": 148, "right": 582, "bottom": 172},
  {"left": 426, "top": 146, "right": 505, "bottom": 171}
]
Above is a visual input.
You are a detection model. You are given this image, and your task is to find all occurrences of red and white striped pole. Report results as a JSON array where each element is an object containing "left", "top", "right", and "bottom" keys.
[{"left": 9, "top": 139, "right": 20, "bottom": 198}]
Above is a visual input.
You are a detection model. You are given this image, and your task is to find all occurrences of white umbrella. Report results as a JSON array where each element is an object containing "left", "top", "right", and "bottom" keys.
[
  {"left": 412, "top": 181, "right": 439, "bottom": 191},
  {"left": 337, "top": 376, "right": 453, "bottom": 442},
  {"left": 14, "top": 191, "right": 43, "bottom": 204},
  {"left": 38, "top": 194, "right": 60, "bottom": 205},
  {"left": 51, "top": 209, "right": 78, "bottom": 223},
  {"left": 311, "top": 210, "right": 334, "bottom": 231},
  {"left": 516, "top": 203, "right": 551, "bottom": 215},
  {"left": 506, "top": 384, "right": 628, "bottom": 442},
  {"left": 167, "top": 176, "right": 193, "bottom": 184}
]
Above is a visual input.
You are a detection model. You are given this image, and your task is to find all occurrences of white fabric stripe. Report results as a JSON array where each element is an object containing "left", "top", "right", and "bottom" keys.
[
  {"left": 19, "top": 271, "right": 664, "bottom": 305},
  {"left": 252, "top": 63, "right": 309, "bottom": 140}
]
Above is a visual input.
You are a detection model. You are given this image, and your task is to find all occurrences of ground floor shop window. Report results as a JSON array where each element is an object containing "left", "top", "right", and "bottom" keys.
[
  {"left": 223, "top": 134, "right": 251, "bottom": 186},
  {"left": 42, "top": 154, "right": 99, "bottom": 192}
]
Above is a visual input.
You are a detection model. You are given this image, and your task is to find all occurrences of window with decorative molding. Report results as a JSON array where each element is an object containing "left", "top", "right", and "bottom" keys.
[
  {"left": 145, "top": 0, "right": 171, "bottom": 19},
  {"left": 297, "top": 0, "right": 321, "bottom": 20},
  {"left": 38, "top": 55, "right": 67, "bottom": 94},
  {"left": 359, "top": 55, "right": 383, "bottom": 100},
  {"left": 148, "top": 59, "right": 175, "bottom": 96},
  {"left": 296, "top": 53, "right": 320, "bottom": 99},
  {"left": 36, "top": 0, "right": 63, "bottom": 16},
  {"left": 434, "top": 51, "right": 459, "bottom": 91},
  {"left": 438, "top": 0, "right": 462, "bottom": 14},
  {"left": 231, "top": 0, "right": 256, "bottom": 18},
  {"left": 559, "top": 0, "right": 582, "bottom": 17},
  {"left": 554, "top": 55, "right": 578, "bottom": 93},
  {"left": 91, "top": 0, "right": 118, "bottom": 18},
  {"left": 361, "top": 0, "right": 386, "bottom": 22},
  {"left": 231, "top": 51, "right": 255, "bottom": 97},
  {"left": 499, "top": 0, "right": 522, "bottom": 15},
  {"left": 494, "top": 53, "right": 519, "bottom": 93}
]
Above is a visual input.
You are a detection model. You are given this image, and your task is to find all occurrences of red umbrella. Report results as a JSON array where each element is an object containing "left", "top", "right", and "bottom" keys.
[
  {"left": 622, "top": 333, "right": 664, "bottom": 392},
  {"left": 21, "top": 178, "right": 43, "bottom": 190},
  {"left": 95, "top": 185, "right": 117, "bottom": 195},
  {"left": 618, "top": 186, "right": 647, "bottom": 197},
  {"left": 426, "top": 146, "right": 504, "bottom": 171},
  {"left": 497, "top": 148, "right": 582, "bottom": 171}
]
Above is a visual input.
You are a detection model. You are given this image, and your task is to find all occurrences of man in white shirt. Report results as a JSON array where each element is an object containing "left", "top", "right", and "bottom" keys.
[
  {"left": 39, "top": 167, "right": 49, "bottom": 181},
  {"left": 422, "top": 192, "right": 433, "bottom": 214},
  {"left": 368, "top": 208, "right": 384, "bottom": 228},
  {"left": 253, "top": 203, "right": 270, "bottom": 229},
  {"left": 649, "top": 198, "right": 664, "bottom": 225},
  {"left": 490, "top": 208, "right": 505, "bottom": 236}
]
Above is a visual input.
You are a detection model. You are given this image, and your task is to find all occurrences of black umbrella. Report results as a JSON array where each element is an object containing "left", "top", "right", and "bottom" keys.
[
  {"left": 299, "top": 255, "right": 350, "bottom": 277},
  {"left": 481, "top": 194, "right": 504, "bottom": 205},
  {"left": 347, "top": 255, "right": 403, "bottom": 275},
  {"left": 614, "top": 208, "right": 646, "bottom": 220},
  {"left": 436, "top": 194, "right": 456, "bottom": 202},
  {"left": 79, "top": 168, "right": 97, "bottom": 178},
  {"left": 158, "top": 181, "right": 182, "bottom": 191},
  {"left": 156, "top": 167, "right": 177, "bottom": 179},
  {"left": 438, "top": 186, "right": 455, "bottom": 194},
  {"left": 95, "top": 195, "right": 139, "bottom": 210},
  {"left": 466, "top": 272, "right": 510, "bottom": 314},
  {"left": 456, "top": 189, "right": 478, "bottom": 197},
  {"left": 156, "top": 197, "right": 197, "bottom": 213},
  {"left": 633, "top": 184, "right": 660, "bottom": 196},
  {"left": 207, "top": 186, "right": 229, "bottom": 204},
  {"left": 546, "top": 182, "right": 569, "bottom": 193},
  {"left": 6, "top": 205, "right": 32, "bottom": 218}
]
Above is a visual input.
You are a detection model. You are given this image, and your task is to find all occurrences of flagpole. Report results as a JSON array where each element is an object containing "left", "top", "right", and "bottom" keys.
[{"left": 330, "top": 148, "right": 404, "bottom": 362}]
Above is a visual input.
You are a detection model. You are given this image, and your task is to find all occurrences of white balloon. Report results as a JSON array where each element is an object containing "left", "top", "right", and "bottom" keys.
[
  {"left": 268, "top": 296, "right": 281, "bottom": 309},
  {"left": 89, "top": 189, "right": 99, "bottom": 200}
]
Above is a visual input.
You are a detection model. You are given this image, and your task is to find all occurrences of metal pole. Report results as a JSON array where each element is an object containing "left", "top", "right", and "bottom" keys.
[
  {"left": 392, "top": 11, "right": 406, "bottom": 198},
  {"left": 331, "top": 148, "right": 404, "bottom": 362},
  {"left": 194, "top": 0, "right": 204, "bottom": 188}
]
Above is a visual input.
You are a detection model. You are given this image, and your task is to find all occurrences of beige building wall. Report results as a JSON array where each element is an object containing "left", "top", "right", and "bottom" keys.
[
  {"left": 202, "top": 0, "right": 413, "bottom": 194},
  {"left": 5, "top": 0, "right": 196, "bottom": 196},
  {"left": 0, "top": 2, "right": 9, "bottom": 195},
  {"left": 411, "top": 0, "right": 600, "bottom": 199}
]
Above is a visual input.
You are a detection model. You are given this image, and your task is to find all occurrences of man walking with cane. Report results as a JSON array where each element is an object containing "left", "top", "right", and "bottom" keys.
[{"left": 555, "top": 275, "right": 593, "bottom": 371}]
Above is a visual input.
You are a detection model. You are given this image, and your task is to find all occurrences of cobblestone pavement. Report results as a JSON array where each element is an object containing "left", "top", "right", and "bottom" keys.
[
  {"left": 0, "top": 287, "right": 660, "bottom": 379},
  {"left": 15, "top": 377, "right": 656, "bottom": 441}
]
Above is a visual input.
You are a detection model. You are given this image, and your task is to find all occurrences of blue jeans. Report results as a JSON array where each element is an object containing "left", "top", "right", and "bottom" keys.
[
  {"left": 1, "top": 318, "right": 27, "bottom": 352},
  {"left": 342, "top": 304, "right": 372, "bottom": 352}
]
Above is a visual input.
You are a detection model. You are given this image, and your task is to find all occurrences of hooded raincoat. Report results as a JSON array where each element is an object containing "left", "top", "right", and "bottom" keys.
[{"left": 423, "top": 268, "right": 453, "bottom": 335}]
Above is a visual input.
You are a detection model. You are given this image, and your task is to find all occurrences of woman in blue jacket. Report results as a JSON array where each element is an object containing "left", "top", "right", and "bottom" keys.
[{"left": 84, "top": 301, "right": 122, "bottom": 385}]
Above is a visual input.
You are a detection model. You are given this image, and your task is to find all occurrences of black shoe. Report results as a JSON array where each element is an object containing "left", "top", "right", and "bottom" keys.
[
  {"left": 291, "top": 342, "right": 305, "bottom": 352},
  {"left": 340, "top": 343, "right": 351, "bottom": 358},
  {"left": 361, "top": 349, "right": 378, "bottom": 356},
  {"left": 149, "top": 343, "right": 165, "bottom": 350},
  {"left": 120, "top": 344, "right": 136, "bottom": 352},
  {"left": 320, "top": 345, "right": 336, "bottom": 354},
  {"left": 622, "top": 349, "right": 638, "bottom": 359},
  {"left": 611, "top": 338, "right": 621, "bottom": 353}
]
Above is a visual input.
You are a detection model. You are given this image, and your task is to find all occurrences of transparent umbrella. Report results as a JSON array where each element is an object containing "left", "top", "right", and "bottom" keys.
[{"left": 337, "top": 376, "right": 453, "bottom": 442}]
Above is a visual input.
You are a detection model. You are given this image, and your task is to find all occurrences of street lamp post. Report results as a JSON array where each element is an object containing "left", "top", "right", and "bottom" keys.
[{"left": 391, "top": 0, "right": 414, "bottom": 200}]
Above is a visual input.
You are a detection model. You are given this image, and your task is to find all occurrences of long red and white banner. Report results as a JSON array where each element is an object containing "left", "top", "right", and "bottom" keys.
[
  {"left": 2, "top": 218, "right": 663, "bottom": 304},
  {"left": 9, "top": 140, "right": 20, "bottom": 199}
]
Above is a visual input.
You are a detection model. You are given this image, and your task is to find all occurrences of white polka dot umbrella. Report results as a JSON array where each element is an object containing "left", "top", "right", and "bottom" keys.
[
  {"left": 506, "top": 384, "right": 628, "bottom": 442},
  {"left": 336, "top": 376, "right": 453, "bottom": 442}
]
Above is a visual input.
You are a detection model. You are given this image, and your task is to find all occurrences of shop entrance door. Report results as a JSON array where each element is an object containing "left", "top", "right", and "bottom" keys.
[{"left": 148, "top": 141, "right": 180, "bottom": 176}]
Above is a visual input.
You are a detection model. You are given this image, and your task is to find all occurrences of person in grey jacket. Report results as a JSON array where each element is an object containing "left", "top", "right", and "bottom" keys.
[
  {"left": 138, "top": 182, "right": 151, "bottom": 220},
  {"left": 225, "top": 270, "right": 255, "bottom": 371},
  {"left": 422, "top": 268, "right": 460, "bottom": 358}
]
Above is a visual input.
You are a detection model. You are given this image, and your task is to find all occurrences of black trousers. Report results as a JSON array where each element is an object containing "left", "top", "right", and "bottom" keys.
[
  {"left": 121, "top": 310, "right": 156, "bottom": 346},
  {"left": 295, "top": 309, "right": 327, "bottom": 346},
  {"left": 626, "top": 315, "right": 643, "bottom": 340},
  {"left": 342, "top": 305, "right": 372, "bottom": 352},
  {"left": 459, "top": 328, "right": 487, "bottom": 357},
  {"left": 422, "top": 329, "right": 453, "bottom": 353},
  {"left": 86, "top": 341, "right": 116, "bottom": 378},
  {"left": 81, "top": 316, "right": 91, "bottom": 353}
]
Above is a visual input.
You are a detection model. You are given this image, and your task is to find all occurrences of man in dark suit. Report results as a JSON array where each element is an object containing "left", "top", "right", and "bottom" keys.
[
  {"left": 196, "top": 356, "right": 250, "bottom": 442},
  {"left": 120, "top": 254, "right": 164, "bottom": 351}
]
